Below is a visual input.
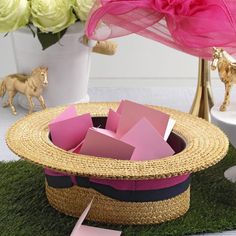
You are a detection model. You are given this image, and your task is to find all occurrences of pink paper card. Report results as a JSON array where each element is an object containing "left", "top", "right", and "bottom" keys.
[
  {"left": 105, "top": 109, "right": 120, "bottom": 133},
  {"left": 116, "top": 100, "right": 125, "bottom": 114},
  {"left": 49, "top": 113, "right": 93, "bottom": 151},
  {"left": 50, "top": 105, "right": 77, "bottom": 125},
  {"left": 75, "top": 225, "right": 122, "bottom": 236},
  {"left": 116, "top": 100, "right": 170, "bottom": 138},
  {"left": 79, "top": 127, "right": 135, "bottom": 160},
  {"left": 70, "top": 200, "right": 122, "bottom": 236},
  {"left": 105, "top": 109, "right": 120, "bottom": 132},
  {"left": 121, "top": 118, "right": 175, "bottom": 161},
  {"left": 72, "top": 200, "right": 93, "bottom": 231}
]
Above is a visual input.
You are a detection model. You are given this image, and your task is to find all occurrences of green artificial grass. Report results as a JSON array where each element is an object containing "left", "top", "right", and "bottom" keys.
[{"left": 1, "top": 146, "right": 236, "bottom": 236}]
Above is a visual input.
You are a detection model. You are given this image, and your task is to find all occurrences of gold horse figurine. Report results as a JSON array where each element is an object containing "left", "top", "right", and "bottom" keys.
[
  {"left": 211, "top": 47, "right": 236, "bottom": 111},
  {"left": 0, "top": 67, "right": 48, "bottom": 115}
]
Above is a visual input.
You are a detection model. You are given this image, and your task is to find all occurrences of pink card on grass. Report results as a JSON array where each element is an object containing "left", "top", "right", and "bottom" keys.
[
  {"left": 105, "top": 109, "right": 120, "bottom": 133},
  {"left": 121, "top": 118, "right": 175, "bottom": 161},
  {"left": 70, "top": 200, "right": 121, "bottom": 236},
  {"left": 116, "top": 100, "right": 170, "bottom": 138},
  {"left": 75, "top": 225, "right": 121, "bottom": 236},
  {"left": 49, "top": 108, "right": 93, "bottom": 151},
  {"left": 79, "top": 127, "right": 135, "bottom": 160}
]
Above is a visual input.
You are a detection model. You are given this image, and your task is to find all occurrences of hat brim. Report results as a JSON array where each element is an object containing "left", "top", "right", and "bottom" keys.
[{"left": 6, "top": 102, "right": 228, "bottom": 179}]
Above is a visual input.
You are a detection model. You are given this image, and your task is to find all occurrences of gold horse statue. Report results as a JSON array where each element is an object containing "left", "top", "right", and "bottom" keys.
[
  {"left": 211, "top": 47, "right": 236, "bottom": 111},
  {"left": 0, "top": 67, "right": 48, "bottom": 115}
]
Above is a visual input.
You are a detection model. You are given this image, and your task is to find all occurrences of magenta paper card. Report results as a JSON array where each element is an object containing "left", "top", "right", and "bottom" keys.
[
  {"left": 49, "top": 113, "right": 93, "bottom": 151},
  {"left": 79, "top": 127, "right": 135, "bottom": 160},
  {"left": 121, "top": 118, "right": 175, "bottom": 161},
  {"left": 70, "top": 200, "right": 121, "bottom": 236},
  {"left": 105, "top": 109, "right": 120, "bottom": 132},
  {"left": 116, "top": 100, "right": 170, "bottom": 138}
]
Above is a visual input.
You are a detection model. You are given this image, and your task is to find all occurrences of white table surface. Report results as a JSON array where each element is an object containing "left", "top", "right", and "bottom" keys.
[
  {"left": 211, "top": 104, "right": 236, "bottom": 125},
  {"left": 1, "top": 85, "right": 236, "bottom": 236}
]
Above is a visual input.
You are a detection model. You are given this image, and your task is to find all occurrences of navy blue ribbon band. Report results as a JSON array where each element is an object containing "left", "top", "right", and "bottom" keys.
[
  {"left": 46, "top": 175, "right": 74, "bottom": 188},
  {"left": 45, "top": 175, "right": 190, "bottom": 202}
]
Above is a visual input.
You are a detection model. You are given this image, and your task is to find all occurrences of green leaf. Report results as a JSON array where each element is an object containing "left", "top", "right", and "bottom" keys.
[{"left": 37, "top": 29, "right": 67, "bottom": 50}]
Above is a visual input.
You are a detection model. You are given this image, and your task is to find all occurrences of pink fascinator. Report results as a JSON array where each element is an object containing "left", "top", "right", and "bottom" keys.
[{"left": 86, "top": 0, "right": 236, "bottom": 59}]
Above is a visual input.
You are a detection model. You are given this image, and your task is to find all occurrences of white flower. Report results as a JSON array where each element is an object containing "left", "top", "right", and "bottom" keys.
[
  {"left": 31, "top": 0, "right": 77, "bottom": 33},
  {"left": 0, "top": 0, "right": 30, "bottom": 32},
  {"left": 74, "top": 0, "right": 95, "bottom": 22}
]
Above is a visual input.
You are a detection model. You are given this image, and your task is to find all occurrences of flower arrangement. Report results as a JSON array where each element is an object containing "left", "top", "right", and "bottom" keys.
[{"left": 0, "top": 0, "right": 95, "bottom": 50}]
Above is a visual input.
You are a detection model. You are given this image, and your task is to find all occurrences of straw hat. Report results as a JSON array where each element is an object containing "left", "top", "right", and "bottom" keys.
[{"left": 6, "top": 102, "right": 229, "bottom": 224}]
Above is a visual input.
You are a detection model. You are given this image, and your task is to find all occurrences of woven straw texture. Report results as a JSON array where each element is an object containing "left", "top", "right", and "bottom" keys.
[
  {"left": 46, "top": 181, "right": 190, "bottom": 225},
  {"left": 6, "top": 102, "right": 229, "bottom": 179}
]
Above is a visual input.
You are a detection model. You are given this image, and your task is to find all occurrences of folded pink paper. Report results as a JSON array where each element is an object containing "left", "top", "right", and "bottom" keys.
[
  {"left": 121, "top": 118, "right": 175, "bottom": 161},
  {"left": 70, "top": 200, "right": 122, "bottom": 236},
  {"left": 116, "top": 100, "right": 170, "bottom": 138},
  {"left": 79, "top": 127, "right": 135, "bottom": 160},
  {"left": 49, "top": 107, "right": 93, "bottom": 150},
  {"left": 105, "top": 109, "right": 120, "bottom": 133},
  {"left": 71, "top": 200, "right": 93, "bottom": 234}
]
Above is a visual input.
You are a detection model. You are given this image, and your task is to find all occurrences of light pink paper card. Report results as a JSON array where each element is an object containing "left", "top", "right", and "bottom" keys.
[
  {"left": 75, "top": 225, "right": 122, "bottom": 236},
  {"left": 70, "top": 200, "right": 92, "bottom": 236},
  {"left": 116, "top": 100, "right": 170, "bottom": 138},
  {"left": 72, "top": 200, "right": 93, "bottom": 232},
  {"left": 121, "top": 118, "right": 175, "bottom": 161},
  {"left": 116, "top": 100, "right": 125, "bottom": 114},
  {"left": 49, "top": 113, "right": 93, "bottom": 151},
  {"left": 80, "top": 127, "right": 135, "bottom": 160},
  {"left": 50, "top": 105, "right": 77, "bottom": 124},
  {"left": 70, "top": 200, "right": 122, "bottom": 236},
  {"left": 105, "top": 109, "right": 120, "bottom": 132}
]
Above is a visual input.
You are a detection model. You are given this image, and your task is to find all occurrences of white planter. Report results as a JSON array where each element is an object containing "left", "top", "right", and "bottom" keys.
[{"left": 11, "top": 22, "right": 91, "bottom": 108}]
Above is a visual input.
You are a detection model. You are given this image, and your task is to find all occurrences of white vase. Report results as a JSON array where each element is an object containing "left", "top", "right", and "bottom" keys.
[{"left": 11, "top": 22, "right": 91, "bottom": 109}]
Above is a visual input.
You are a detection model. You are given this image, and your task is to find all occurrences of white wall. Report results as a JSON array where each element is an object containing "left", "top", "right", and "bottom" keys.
[
  {"left": 0, "top": 34, "right": 16, "bottom": 77},
  {"left": 0, "top": 33, "right": 218, "bottom": 80},
  {"left": 90, "top": 34, "right": 199, "bottom": 79}
]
